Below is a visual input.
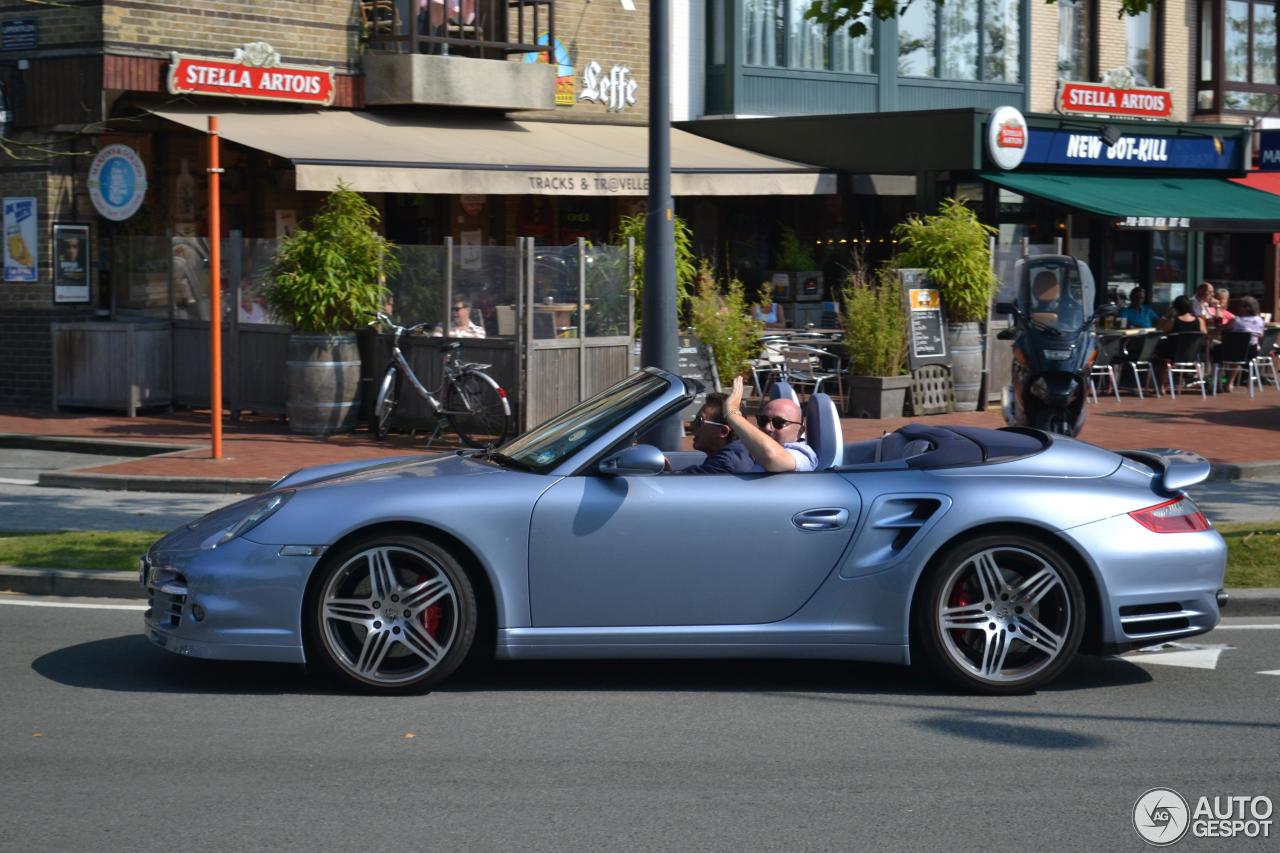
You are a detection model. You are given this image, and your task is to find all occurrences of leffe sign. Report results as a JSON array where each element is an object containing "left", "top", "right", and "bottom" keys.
[
  {"left": 168, "top": 42, "right": 335, "bottom": 106},
  {"left": 579, "top": 61, "right": 638, "bottom": 112}
]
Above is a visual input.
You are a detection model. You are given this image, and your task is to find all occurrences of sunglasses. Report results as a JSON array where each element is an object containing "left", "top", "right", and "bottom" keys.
[
  {"left": 756, "top": 414, "right": 802, "bottom": 430},
  {"left": 451, "top": 305, "right": 467, "bottom": 312},
  {"left": 691, "top": 414, "right": 729, "bottom": 430}
]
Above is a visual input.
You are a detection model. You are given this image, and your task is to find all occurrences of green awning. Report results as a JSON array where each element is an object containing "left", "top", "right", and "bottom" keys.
[{"left": 979, "top": 170, "right": 1280, "bottom": 231}]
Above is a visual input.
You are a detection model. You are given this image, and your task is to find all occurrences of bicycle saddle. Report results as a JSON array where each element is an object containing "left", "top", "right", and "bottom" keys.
[{"left": 443, "top": 342, "right": 462, "bottom": 351}]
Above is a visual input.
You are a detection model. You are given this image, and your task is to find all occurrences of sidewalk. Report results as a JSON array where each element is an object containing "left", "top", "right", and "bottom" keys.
[{"left": 3, "top": 386, "right": 1279, "bottom": 490}]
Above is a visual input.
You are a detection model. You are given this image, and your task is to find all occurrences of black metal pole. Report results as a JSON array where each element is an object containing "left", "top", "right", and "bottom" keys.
[{"left": 642, "top": 0, "right": 681, "bottom": 450}]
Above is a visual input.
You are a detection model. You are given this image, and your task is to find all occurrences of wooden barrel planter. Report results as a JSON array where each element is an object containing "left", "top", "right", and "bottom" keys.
[
  {"left": 947, "top": 321, "right": 984, "bottom": 412},
  {"left": 286, "top": 332, "right": 362, "bottom": 435}
]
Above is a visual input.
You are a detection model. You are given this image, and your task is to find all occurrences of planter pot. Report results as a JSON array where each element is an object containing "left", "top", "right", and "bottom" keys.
[
  {"left": 946, "top": 321, "right": 984, "bottom": 412},
  {"left": 286, "top": 332, "right": 361, "bottom": 435},
  {"left": 846, "top": 374, "right": 911, "bottom": 419}
]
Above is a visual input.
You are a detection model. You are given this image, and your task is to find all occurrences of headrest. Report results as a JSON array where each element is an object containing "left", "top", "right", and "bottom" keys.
[
  {"left": 769, "top": 381, "right": 801, "bottom": 406},
  {"left": 802, "top": 393, "right": 843, "bottom": 470}
]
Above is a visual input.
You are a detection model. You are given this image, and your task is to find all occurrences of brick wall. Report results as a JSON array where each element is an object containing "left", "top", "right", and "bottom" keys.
[
  {"left": 1165, "top": 0, "right": 1193, "bottom": 122},
  {"left": 1028, "top": 0, "right": 1059, "bottom": 114},
  {"left": 103, "top": 0, "right": 358, "bottom": 71},
  {"left": 0, "top": 0, "right": 101, "bottom": 51},
  {"left": 514, "top": 0, "right": 651, "bottom": 124}
]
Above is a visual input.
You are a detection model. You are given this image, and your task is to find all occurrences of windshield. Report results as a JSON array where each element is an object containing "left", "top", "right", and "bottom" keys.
[
  {"left": 497, "top": 371, "right": 672, "bottom": 473},
  {"left": 1016, "top": 256, "right": 1096, "bottom": 333}
]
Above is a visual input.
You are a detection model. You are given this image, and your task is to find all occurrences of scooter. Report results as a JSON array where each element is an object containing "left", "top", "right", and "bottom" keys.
[{"left": 996, "top": 255, "right": 1115, "bottom": 437}]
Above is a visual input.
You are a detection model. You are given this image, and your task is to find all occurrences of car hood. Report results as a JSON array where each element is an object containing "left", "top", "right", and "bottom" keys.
[{"left": 274, "top": 452, "right": 501, "bottom": 490}]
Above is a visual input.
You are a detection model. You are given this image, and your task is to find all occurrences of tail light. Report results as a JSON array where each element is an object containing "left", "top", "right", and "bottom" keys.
[{"left": 1129, "top": 496, "right": 1210, "bottom": 533}]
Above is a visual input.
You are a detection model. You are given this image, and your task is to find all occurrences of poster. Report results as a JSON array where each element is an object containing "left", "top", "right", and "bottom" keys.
[
  {"left": 3, "top": 197, "right": 38, "bottom": 282},
  {"left": 460, "top": 229, "right": 482, "bottom": 270},
  {"left": 275, "top": 209, "right": 297, "bottom": 238},
  {"left": 53, "top": 224, "right": 90, "bottom": 303}
]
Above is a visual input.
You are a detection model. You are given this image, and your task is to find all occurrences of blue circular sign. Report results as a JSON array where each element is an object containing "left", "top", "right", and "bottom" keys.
[{"left": 89, "top": 144, "right": 147, "bottom": 221}]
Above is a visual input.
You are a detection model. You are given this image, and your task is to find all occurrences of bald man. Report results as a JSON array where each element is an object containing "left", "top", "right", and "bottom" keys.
[{"left": 722, "top": 376, "right": 817, "bottom": 472}]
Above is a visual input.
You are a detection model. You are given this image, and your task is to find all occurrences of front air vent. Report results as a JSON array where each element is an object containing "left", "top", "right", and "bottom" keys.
[{"left": 147, "top": 572, "right": 189, "bottom": 629}]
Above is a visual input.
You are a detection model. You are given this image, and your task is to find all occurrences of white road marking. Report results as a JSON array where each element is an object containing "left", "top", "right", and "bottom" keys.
[
  {"left": 1124, "top": 642, "right": 1233, "bottom": 670},
  {"left": 0, "top": 598, "right": 146, "bottom": 612},
  {"left": 1258, "top": 670, "right": 1280, "bottom": 676},
  {"left": 1213, "top": 625, "right": 1280, "bottom": 630},
  {"left": 0, "top": 477, "right": 38, "bottom": 486}
]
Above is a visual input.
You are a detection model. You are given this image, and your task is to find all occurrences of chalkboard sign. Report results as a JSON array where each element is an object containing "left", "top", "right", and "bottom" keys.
[
  {"left": 675, "top": 333, "right": 720, "bottom": 420},
  {"left": 900, "top": 269, "right": 949, "bottom": 370}
]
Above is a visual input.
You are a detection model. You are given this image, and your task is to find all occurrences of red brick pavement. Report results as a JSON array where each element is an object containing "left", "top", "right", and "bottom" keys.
[{"left": 1, "top": 387, "right": 1277, "bottom": 482}]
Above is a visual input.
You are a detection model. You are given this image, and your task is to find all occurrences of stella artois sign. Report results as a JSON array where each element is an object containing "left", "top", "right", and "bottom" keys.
[
  {"left": 1058, "top": 82, "right": 1173, "bottom": 119},
  {"left": 986, "top": 106, "right": 1028, "bottom": 170},
  {"left": 168, "top": 42, "right": 335, "bottom": 106}
]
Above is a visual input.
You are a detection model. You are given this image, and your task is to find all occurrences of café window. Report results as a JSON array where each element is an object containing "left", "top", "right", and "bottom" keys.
[
  {"left": 898, "top": 0, "right": 1021, "bottom": 82},
  {"left": 743, "top": 0, "right": 875, "bottom": 72},
  {"left": 1198, "top": 0, "right": 1280, "bottom": 113},
  {"left": 1057, "top": 0, "right": 1092, "bottom": 83}
]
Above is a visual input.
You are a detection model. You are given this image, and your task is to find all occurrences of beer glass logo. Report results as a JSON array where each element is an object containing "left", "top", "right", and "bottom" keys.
[{"left": 1134, "top": 788, "right": 1190, "bottom": 845}]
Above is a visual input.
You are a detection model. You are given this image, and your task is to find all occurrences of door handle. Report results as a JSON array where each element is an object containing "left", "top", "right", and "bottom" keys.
[{"left": 792, "top": 508, "right": 849, "bottom": 531}]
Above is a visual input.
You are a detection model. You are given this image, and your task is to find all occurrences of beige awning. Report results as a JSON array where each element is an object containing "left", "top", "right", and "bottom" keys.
[{"left": 149, "top": 106, "right": 835, "bottom": 197}]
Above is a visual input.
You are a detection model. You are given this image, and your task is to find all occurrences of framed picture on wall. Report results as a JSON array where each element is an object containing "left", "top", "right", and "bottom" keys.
[{"left": 52, "top": 223, "right": 91, "bottom": 304}]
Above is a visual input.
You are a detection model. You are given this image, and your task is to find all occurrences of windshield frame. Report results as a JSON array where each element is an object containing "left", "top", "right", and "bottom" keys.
[
  {"left": 496, "top": 368, "right": 686, "bottom": 475},
  {"left": 1015, "top": 255, "right": 1096, "bottom": 334}
]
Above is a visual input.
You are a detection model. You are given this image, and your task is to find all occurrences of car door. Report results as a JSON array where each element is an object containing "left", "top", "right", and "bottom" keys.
[{"left": 527, "top": 472, "right": 861, "bottom": 627}]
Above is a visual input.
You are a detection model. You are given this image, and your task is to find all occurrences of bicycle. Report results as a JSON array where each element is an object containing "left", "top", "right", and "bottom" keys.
[{"left": 371, "top": 312, "right": 513, "bottom": 448}]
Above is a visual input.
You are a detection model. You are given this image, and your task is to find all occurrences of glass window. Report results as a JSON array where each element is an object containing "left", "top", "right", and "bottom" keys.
[
  {"left": 983, "top": 0, "right": 1021, "bottom": 82},
  {"left": 1226, "top": 0, "right": 1251, "bottom": 81},
  {"left": 898, "top": 0, "right": 937, "bottom": 77},
  {"left": 1126, "top": 9, "right": 1155, "bottom": 85},
  {"left": 1200, "top": 0, "right": 1215, "bottom": 81},
  {"left": 789, "top": 1, "right": 827, "bottom": 69},
  {"left": 744, "top": 0, "right": 784, "bottom": 67},
  {"left": 1255, "top": 1, "right": 1277, "bottom": 84},
  {"left": 1058, "top": 0, "right": 1090, "bottom": 82},
  {"left": 940, "top": 0, "right": 979, "bottom": 80},
  {"left": 831, "top": 23, "right": 875, "bottom": 72},
  {"left": 899, "top": 0, "right": 1021, "bottom": 81}
]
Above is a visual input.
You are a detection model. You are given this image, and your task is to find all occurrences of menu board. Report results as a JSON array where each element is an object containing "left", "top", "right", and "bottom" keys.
[
  {"left": 675, "top": 333, "right": 720, "bottom": 420},
  {"left": 900, "top": 269, "right": 949, "bottom": 370}
]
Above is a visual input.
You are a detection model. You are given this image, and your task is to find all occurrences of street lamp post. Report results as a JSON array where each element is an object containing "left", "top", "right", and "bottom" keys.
[{"left": 641, "top": 0, "right": 681, "bottom": 450}]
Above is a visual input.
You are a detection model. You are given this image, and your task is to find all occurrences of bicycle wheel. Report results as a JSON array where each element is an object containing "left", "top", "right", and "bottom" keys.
[
  {"left": 372, "top": 364, "right": 401, "bottom": 441},
  {"left": 445, "top": 371, "right": 511, "bottom": 448}
]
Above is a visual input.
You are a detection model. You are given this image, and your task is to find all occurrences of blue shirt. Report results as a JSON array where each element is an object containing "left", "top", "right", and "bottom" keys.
[
  {"left": 676, "top": 441, "right": 757, "bottom": 474},
  {"left": 1119, "top": 305, "right": 1160, "bottom": 328}
]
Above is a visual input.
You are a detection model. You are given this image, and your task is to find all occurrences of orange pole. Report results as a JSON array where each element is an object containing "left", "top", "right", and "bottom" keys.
[{"left": 208, "top": 116, "right": 223, "bottom": 459}]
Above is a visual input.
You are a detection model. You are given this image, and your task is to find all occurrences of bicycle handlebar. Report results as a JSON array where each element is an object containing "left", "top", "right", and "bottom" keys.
[{"left": 374, "top": 313, "right": 433, "bottom": 335}]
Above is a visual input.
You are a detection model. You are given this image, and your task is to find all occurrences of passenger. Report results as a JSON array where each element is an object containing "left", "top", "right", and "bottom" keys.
[
  {"left": 722, "top": 376, "right": 817, "bottom": 472},
  {"left": 668, "top": 392, "right": 755, "bottom": 474}
]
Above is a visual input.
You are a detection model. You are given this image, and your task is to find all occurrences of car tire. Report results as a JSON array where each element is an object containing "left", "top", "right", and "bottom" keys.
[
  {"left": 913, "top": 531, "right": 1085, "bottom": 695},
  {"left": 304, "top": 533, "right": 477, "bottom": 694}
]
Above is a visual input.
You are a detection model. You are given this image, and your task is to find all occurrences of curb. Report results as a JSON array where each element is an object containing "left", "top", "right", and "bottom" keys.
[
  {"left": 2, "top": 566, "right": 1279, "bottom": 613},
  {"left": 1208, "top": 460, "right": 1280, "bottom": 482},
  {"left": 36, "top": 472, "right": 272, "bottom": 494},
  {"left": 0, "top": 433, "right": 201, "bottom": 457}
]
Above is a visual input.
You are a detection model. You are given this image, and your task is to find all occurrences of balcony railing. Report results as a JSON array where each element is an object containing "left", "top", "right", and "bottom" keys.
[{"left": 359, "top": 0, "right": 554, "bottom": 61}]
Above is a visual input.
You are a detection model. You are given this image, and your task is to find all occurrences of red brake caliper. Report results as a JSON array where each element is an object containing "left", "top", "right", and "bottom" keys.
[
  {"left": 423, "top": 604, "right": 441, "bottom": 640},
  {"left": 947, "top": 584, "right": 971, "bottom": 642}
]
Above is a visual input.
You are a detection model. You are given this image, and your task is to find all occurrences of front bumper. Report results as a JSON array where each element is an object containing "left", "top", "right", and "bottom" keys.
[
  {"left": 141, "top": 537, "right": 321, "bottom": 664},
  {"left": 1064, "top": 514, "right": 1227, "bottom": 653}
]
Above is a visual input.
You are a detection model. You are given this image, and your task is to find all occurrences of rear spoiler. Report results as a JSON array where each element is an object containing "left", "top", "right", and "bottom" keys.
[{"left": 1118, "top": 449, "right": 1212, "bottom": 492}]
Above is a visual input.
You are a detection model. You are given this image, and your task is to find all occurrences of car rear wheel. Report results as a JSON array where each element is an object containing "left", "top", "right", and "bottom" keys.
[
  {"left": 305, "top": 534, "right": 476, "bottom": 693},
  {"left": 914, "top": 532, "right": 1085, "bottom": 694}
]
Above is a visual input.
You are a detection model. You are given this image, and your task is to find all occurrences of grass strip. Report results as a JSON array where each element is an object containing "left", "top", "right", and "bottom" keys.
[
  {"left": 0, "top": 530, "right": 164, "bottom": 572},
  {"left": 1, "top": 524, "right": 1278, "bottom": 588}
]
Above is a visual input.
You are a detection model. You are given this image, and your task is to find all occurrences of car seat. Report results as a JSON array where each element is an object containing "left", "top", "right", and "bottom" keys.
[
  {"left": 769, "top": 381, "right": 801, "bottom": 406},
  {"left": 802, "top": 392, "right": 843, "bottom": 469}
]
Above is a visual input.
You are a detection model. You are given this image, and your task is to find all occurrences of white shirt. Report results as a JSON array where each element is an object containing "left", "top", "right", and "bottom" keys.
[{"left": 748, "top": 441, "right": 818, "bottom": 473}]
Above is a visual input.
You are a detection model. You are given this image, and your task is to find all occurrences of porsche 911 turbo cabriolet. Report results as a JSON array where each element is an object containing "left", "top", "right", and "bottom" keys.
[{"left": 140, "top": 368, "right": 1227, "bottom": 694}]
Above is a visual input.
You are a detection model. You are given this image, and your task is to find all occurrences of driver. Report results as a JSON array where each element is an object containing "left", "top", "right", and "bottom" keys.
[
  {"left": 722, "top": 376, "right": 817, "bottom": 472},
  {"left": 667, "top": 392, "right": 755, "bottom": 474}
]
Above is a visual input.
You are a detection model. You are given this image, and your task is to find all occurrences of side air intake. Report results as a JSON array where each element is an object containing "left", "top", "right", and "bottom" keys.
[{"left": 841, "top": 494, "right": 950, "bottom": 578}]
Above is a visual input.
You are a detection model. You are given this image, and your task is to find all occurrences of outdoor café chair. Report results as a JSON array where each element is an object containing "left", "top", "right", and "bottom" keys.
[
  {"left": 778, "top": 345, "right": 845, "bottom": 401},
  {"left": 1213, "top": 331, "right": 1262, "bottom": 398},
  {"left": 1164, "top": 332, "right": 1207, "bottom": 400},
  {"left": 1254, "top": 326, "right": 1279, "bottom": 388},
  {"left": 1088, "top": 334, "right": 1124, "bottom": 403},
  {"left": 1120, "top": 331, "right": 1162, "bottom": 399}
]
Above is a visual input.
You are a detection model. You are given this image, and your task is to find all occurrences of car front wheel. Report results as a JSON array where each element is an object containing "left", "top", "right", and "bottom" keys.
[
  {"left": 304, "top": 534, "right": 476, "bottom": 693},
  {"left": 915, "top": 533, "right": 1085, "bottom": 694}
]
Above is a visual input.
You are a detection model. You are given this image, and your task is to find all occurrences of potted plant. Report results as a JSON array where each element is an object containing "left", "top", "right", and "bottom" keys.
[
  {"left": 842, "top": 263, "right": 910, "bottom": 418},
  {"left": 689, "top": 260, "right": 765, "bottom": 385},
  {"left": 265, "top": 184, "right": 398, "bottom": 434},
  {"left": 614, "top": 210, "right": 696, "bottom": 331},
  {"left": 893, "top": 198, "right": 998, "bottom": 411}
]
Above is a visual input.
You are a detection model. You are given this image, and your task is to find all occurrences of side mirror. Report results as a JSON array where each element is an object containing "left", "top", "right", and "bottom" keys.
[
  {"left": 598, "top": 444, "right": 666, "bottom": 477},
  {"left": 995, "top": 301, "right": 1019, "bottom": 316},
  {"left": 996, "top": 328, "right": 1016, "bottom": 341}
]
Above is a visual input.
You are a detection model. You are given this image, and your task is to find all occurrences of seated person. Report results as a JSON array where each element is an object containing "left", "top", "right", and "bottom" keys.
[
  {"left": 434, "top": 297, "right": 486, "bottom": 338},
  {"left": 1118, "top": 286, "right": 1159, "bottom": 328},
  {"left": 754, "top": 299, "right": 786, "bottom": 330},
  {"left": 722, "top": 376, "right": 817, "bottom": 472},
  {"left": 1228, "top": 296, "right": 1266, "bottom": 356},
  {"left": 668, "top": 392, "right": 755, "bottom": 474}
]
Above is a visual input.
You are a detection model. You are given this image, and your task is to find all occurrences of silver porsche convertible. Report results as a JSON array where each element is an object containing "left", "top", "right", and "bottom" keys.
[{"left": 140, "top": 368, "right": 1227, "bottom": 695}]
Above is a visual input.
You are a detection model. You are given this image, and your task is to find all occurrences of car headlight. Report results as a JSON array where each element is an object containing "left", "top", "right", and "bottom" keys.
[{"left": 194, "top": 491, "right": 293, "bottom": 549}]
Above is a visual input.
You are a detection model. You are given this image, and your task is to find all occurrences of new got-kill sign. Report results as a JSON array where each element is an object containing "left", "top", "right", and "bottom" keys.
[{"left": 168, "top": 52, "right": 335, "bottom": 106}]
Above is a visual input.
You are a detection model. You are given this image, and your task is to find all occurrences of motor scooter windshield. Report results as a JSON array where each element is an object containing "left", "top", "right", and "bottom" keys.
[{"left": 1013, "top": 255, "right": 1096, "bottom": 334}]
